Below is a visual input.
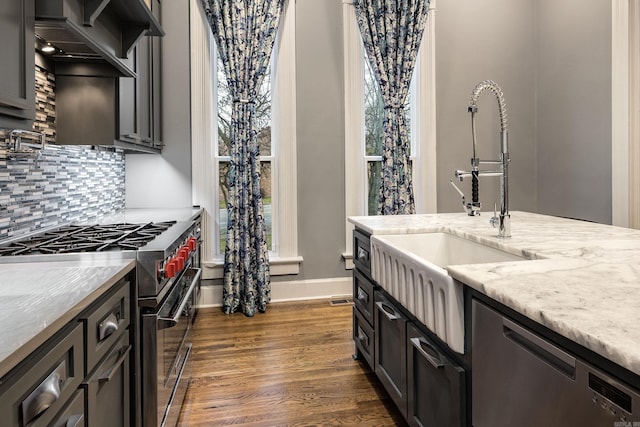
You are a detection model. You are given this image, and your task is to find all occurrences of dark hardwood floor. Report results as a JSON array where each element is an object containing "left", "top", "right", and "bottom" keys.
[{"left": 178, "top": 300, "right": 406, "bottom": 426}]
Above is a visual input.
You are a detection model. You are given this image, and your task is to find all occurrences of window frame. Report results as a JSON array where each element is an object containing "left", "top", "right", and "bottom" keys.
[{"left": 342, "top": 0, "right": 438, "bottom": 267}]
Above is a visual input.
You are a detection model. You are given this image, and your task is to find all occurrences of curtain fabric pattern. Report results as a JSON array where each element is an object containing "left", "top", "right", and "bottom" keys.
[
  {"left": 201, "top": 0, "right": 284, "bottom": 316},
  {"left": 354, "top": 0, "right": 430, "bottom": 215}
]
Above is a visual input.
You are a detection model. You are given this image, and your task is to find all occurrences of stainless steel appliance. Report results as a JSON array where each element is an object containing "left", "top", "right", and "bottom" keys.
[
  {"left": 0, "top": 216, "right": 202, "bottom": 427},
  {"left": 472, "top": 300, "right": 640, "bottom": 426},
  {"left": 137, "top": 220, "right": 202, "bottom": 427}
]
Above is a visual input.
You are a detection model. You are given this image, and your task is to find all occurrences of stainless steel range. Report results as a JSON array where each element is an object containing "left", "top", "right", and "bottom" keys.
[{"left": 0, "top": 216, "right": 202, "bottom": 427}]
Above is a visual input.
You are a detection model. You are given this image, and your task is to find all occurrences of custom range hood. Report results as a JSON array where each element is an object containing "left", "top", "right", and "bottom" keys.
[{"left": 35, "top": 0, "right": 163, "bottom": 77}]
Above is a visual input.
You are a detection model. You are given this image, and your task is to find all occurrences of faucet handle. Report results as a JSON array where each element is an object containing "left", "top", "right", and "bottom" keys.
[
  {"left": 490, "top": 203, "right": 499, "bottom": 228},
  {"left": 450, "top": 180, "right": 481, "bottom": 216}
]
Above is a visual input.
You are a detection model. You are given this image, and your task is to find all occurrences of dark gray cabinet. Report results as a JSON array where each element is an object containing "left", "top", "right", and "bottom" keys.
[
  {"left": 353, "top": 229, "right": 376, "bottom": 370},
  {"left": 374, "top": 291, "right": 408, "bottom": 418},
  {"left": 54, "top": 0, "right": 162, "bottom": 153},
  {"left": 0, "top": 276, "right": 134, "bottom": 427},
  {"left": 352, "top": 227, "right": 468, "bottom": 426},
  {"left": 407, "top": 323, "right": 465, "bottom": 427},
  {"left": 83, "top": 333, "right": 131, "bottom": 427},
  {"left": 118, "top": 0, "right": 162, "bottom": 152},
  {"left": 0, "top": 324, "right": 84, "bottom": 427},
  {"left": 0, "top": 0, "right": 35, "bottom": 128}
]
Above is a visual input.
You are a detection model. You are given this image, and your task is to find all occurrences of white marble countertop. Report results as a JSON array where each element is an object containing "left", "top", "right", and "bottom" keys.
[
  {"left": 349, "top": 211, "right": 640, "bottom": 376},
  {"left": 0, "top": 256, "right": 136, "bottom": 378}
]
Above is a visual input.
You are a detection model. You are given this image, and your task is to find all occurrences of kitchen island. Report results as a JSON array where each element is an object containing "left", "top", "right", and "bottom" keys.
[
  {"left": 349, "top": 211, "right": 640, "bottom": 376},
  {"left": 349, "top": 211, "right": 640, "bottom": 425}
]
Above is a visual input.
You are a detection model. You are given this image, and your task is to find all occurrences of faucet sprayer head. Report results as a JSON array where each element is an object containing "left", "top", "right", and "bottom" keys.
[{"left": 468, "top": 80, "right": 508, "bottom": 132}]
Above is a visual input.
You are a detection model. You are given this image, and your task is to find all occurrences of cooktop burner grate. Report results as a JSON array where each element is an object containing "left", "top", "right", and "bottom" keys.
[{"left": 0, "top": 221, "right": 177, "bottom": 256}]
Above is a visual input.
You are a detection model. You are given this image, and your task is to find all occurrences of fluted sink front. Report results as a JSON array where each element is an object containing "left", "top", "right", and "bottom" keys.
[{"left": 370, "top": 232, "right": 528, "bottom": 353}]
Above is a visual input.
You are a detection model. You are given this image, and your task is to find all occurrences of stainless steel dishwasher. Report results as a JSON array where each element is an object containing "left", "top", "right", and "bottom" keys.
[{"left": 472, "top": 300, "right": 640, "bottom": 426}]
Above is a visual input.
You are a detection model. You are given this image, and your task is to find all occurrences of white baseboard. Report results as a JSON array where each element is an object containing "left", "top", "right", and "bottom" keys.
[{"left": 197, "top": 276, "right": 353, "bottom": 308}]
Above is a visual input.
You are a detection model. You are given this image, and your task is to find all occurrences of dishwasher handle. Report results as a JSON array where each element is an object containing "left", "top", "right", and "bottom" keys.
[{"left": 503, "top": 317, "right": 576, "bottom": 378}]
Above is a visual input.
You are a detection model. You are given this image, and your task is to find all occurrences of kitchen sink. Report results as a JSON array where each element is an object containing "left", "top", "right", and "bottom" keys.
[{"left": 369, "top": 232, "right": 528, "bottom": 353}]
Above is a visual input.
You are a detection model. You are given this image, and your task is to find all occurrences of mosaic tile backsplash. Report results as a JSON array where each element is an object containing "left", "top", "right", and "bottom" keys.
[{"left": 0, "top": 66, "right": 125, "bottom": 240}]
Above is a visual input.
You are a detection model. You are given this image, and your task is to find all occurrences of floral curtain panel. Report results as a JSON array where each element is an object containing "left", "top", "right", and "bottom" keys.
[
  {"left": 354, "top": 0, "right": 431, "bottom": 215},
  {"left": 200, "top": 0, "right": 284, "bottom": 316}
]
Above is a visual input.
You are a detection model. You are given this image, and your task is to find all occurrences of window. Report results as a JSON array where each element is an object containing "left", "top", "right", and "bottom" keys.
[
  {"left": 363, "top": 56, "right": 414, "bottom": 215},
  {"left": 191, "top": 0, "right": 301, "bottom": 279},
  {"left": 342, "top": 0, "right": 437, "bottom": 266},
  {"left": 215, "top": 57, "right": 274, "bottom": 252}
]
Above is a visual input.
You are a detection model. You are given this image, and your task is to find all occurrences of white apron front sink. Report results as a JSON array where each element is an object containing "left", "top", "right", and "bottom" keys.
[{"left": 370, "top": 232, "right": 528, "bottom": 353}]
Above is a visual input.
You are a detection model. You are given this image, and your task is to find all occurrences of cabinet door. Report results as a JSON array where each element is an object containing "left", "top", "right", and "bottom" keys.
[
  {"left": 117, "top": 0, "right": 161, "bottom": 149},
  {"left": 84, "top": 333, "right": 132, "bottom": 427},
  {"left": 353, "top": 268, "right": 375, "bottom": 326},
  {"left": 353, "top": 306, "right": 375, "bottom": 369},
  {"left": 150, "top": 0, "right": 162, "bottom": 145},
  {"left": 50, "top": 389, "right": 86, "bottom": 427},
  {"left": 0, "top": 0, "right": 35, "bottom": 126},
  {"left": 374, "top": 291, "right": 408, "bottom": 418},
  {"left": 0, "top": 324, "right": 84, "bottom": 427},
  {"left": 407, "top": 323, "right": 465, "bottom": 427}
]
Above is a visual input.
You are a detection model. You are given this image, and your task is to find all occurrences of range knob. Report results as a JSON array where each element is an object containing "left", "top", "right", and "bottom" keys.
[
  {"left": 180, "top": 247, "right": 190, "bottom": 258},
  {"left": 165, "top": 260, "right": 177, "bottom": 278},
  {"left": 187, "top": 237, "right": 197, "bottom": 251},
  {"left": 176, "top": 255, "right": 185, "bottom": 271}
]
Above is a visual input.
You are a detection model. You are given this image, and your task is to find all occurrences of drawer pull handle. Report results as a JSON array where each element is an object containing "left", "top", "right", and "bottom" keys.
[
  {"left": 98, "top": 345, "right": 131, "bottom": 384},
  {"left": 410, "top": 337, "right": 445, "bottom": 369},
  {"left": 376, "top": 301, "right": 399, "bottom": 321},
  {"left": 64, "top": 414, "right": 85, "bottom": 427},
  {"left": 357, "top": 247, "right": 369, "bottom": 261},
  {"left": 99, "top": 312, "right": 120, "bottom": 341},
  {"left": 357, "top": 288, "right": 368, "bottom": 303},
  {"left": 22, "top": 360, "right": 67, "bottom": 425},
  {"left": 357, "top": 327, "right": 369, "bottom": 347}
]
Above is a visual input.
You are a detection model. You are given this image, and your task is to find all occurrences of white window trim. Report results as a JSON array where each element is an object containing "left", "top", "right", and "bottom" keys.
[
  {"left": 190, "top": 0, "right": 301, "bottom": 279},
  {"left": 612, "top": 0, "right": 640, "bottom": 229},
  {"left": 342, "top": 0, "right": 437, "bottom": 268}
]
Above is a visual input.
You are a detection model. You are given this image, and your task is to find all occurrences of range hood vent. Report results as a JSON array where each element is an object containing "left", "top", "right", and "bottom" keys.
[{"left": 35, "top": 0, "right": 163, "bottom": 77}]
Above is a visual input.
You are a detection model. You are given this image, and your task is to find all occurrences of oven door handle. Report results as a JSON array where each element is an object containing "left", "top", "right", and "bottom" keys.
[{"left": 158, "top": 268, "right": 201, "bottom": 330}]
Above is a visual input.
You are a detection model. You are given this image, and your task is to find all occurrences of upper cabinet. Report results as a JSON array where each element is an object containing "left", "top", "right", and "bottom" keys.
[
  {"left": 34, "top": 0, "right": 163, "bottom": 77},
  {"left": 53, "top": 0, "right": 164, "bottom": 153},
  {"left": 0, "top": 0, "right": 35, "bottom": 129},
  {"left": 118, "top": 0, "right": 163, "bottom": 151}
]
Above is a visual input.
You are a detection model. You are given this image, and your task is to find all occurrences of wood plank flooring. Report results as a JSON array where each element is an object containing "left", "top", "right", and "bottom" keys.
[{"left": 177, "top": 300, "right": 406, "bottom": 426}]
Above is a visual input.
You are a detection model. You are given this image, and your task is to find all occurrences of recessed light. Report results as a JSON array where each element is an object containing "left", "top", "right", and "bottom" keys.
[{"left": 41, "top": 43, "right": 56, "bottom": 53}]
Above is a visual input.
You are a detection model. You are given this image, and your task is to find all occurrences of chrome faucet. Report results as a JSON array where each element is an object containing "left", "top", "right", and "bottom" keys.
[{"left": 450, "top": 80, "right": 511, "bottom": 238}]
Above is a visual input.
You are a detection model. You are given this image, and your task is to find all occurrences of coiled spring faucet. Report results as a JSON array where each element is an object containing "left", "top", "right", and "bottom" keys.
[{"left": 450, "top": 80, "right": 511, "bottom": 237}]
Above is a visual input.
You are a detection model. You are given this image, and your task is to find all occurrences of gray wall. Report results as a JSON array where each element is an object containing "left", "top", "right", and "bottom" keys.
[
  {"left": 125, "top": 0, "right": 193, "bottom": 209},
  {"left": 536, "top": 0, "right": 612, "bottom": 223},
  {"left": 121, "top": 0, "right": 614, "bottom": 285},
  {"left": 435, "top": 0, "right": 537, "bottom": 215},
  {"left": 290, "top": 0, "right": 349, "bottom": 281},
  {"left": 436, "top": 0, "right": 612, "bottom": 224}
]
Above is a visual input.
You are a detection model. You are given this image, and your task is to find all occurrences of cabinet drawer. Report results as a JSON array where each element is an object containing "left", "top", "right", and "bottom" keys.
[
  {"left": 374, "top": 291, "right": 408, "bottom": 418},
  {"left": 353, "top": 230, "right": 371, "bottom": 276},
  {"left": 407, "top": 323, "right": 465, "bottom": 427},
  {"left": 82, "top": 279, "right": 130, "bottom": 374},
  {"left": 353, "top": 269, "right": 375, "bottom": 326},
  {"left": 50, "top": 389, "right": 85, "bottom": 427},
  {"left": 353, "top": 307, "right": 374, "bottom": 370},
  {"left": 0, "top": 323, "right": 84, "bottom": 427},
  {"left": 83, "top": 332, "right": 131, "bottom": 427}
]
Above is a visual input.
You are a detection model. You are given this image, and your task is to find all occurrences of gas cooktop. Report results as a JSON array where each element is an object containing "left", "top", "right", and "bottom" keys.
[{"left": 0, "top": 222, "right": 176, "bottom": 256}]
